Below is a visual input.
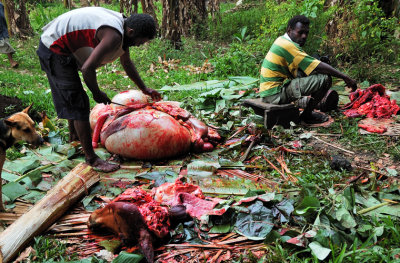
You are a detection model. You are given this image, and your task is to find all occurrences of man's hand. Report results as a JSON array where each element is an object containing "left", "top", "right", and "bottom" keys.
[
  {"left": 92, "top": 90, "right": 111, "bottom": 104},
  {"left": 142, "top": 87, "right": 162, "bottom": 102},
  {"left": 344, "top": 77, "right": 358, "bottom": 92}
]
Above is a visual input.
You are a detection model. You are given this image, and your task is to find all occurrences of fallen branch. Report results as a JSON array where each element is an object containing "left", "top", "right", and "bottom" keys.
[
  {"left": 227, "top": 125, "right": 248, "bottom": 141},
  {"left": 239, "top": 140, "right": 256, "bottom": 162},
  {"left": 353, "top": 165, "right": 387, "bottom": 176},
  {"left": 162, "top": 243, "right": 231, "bottom": 249},
  {"left": 275, "top": 154, "right": 298, "bottom": 183},
  {"left": 312, "top": 136, "right": 355, "bottom": 155},
  {"left": 357, "top": 202, "right": 390, "bottom": 214},
  {"left": 312, "top": 133, "right": 342, "bottom": 137},
  {"left": 0, "top": 163, "right": 99, "bottom": 263},
  {"left": 262, "top": 155, "right": 287, "bottom": 181},
  {"left": 119, "top": 165, "right": 182, "bottom": 170}
]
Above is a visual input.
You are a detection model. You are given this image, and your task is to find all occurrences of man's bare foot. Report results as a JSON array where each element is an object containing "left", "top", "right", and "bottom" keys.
[{"left": 87, "top": 157, "right": 120, "bottom": 173}]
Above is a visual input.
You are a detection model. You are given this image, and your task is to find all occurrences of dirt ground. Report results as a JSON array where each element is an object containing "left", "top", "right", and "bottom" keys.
[
  {"left": 0, "top": 94, "right": 25, "bottom": 119},
  {"left": 0, "top": 94, "right": 42, "bottom": 122}
]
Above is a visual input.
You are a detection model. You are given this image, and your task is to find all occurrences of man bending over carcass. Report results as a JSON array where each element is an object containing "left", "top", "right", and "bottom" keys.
[{"left": 37, "top": 7, "right": 161, "bottom": 172}]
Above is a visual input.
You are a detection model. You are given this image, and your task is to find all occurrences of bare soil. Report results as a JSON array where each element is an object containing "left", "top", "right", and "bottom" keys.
[
  {"left": 0, "top": 94, "right": 41, "bottom": 122},
  {"left": 0, "top": 94, "right": 25, "bottom": 119}
]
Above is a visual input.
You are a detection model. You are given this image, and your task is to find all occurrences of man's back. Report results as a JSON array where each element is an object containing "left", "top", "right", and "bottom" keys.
[{"left": 40, "top": 7, "right": 125, "bottom": 66}]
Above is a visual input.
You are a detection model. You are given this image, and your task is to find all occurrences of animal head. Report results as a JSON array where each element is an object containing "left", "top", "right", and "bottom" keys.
[
  {"left": 4, "top": 104, "right": 43, "bottom": 147},
  {"left": 88, "top": 202, "right": 154, "bottom": 262}
]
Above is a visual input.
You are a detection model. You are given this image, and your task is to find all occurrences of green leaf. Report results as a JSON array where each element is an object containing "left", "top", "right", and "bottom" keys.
[
  {"left": 21, "top": 190, "right": 45, "bottom": 204},
  {"left": 161, "top": 80, "right": 227, "bottom": 91},
  {"left": 295, "top": 196, "right": 320, "bottom": 216},
  {"left": 187, "top": 159, "right": 221, "bottom": 177},
  {"left": 11, "top": 159, "right": 41, "bottom": 174},
  {"left": 82, "top": 194, "right": 97, "bottom": 208},
  {"left": 200, "top": 88, "right": 223, "bottom": 98},
  {"left": 228, "top": 76, "right": 258, "bottom": 85},
  {"left": 136, "top": 171, "right": 176, "bottom": 187},
  {"left": 99, "top": 240, "right": 121, "bottom": 253},
  {"left": 95, "top": 148, "right": 112, "bottom": 160},
  {"left": 215, "top": 99, "right": 226, "bottom": 112},
  {"left": 2, "top": 182, "right": 28, "bottom": 202},
  {"left": 235, "top": 201, "right": 274, "bottom": 240},
  {"left": 112, "top": 251, "right": 143, "bottom": 263},
  {"left": 36, "top": 179, "right": 54, "bottom": 191},
  {"left": 209, "top": 223, "right": 232, "bottom": 233},
  {"left": 335, "top": 207, "right": 357, "bottom": 228},
  {"left": 309, "top": 241, "right": 331, "bottom": 260},
  {"left": 53, "top": 144, "right": 76, "bottom": 156},
  {"left": 47, "top": 131, "right": 64, "bottom": 145},
  {"left": 1, "top": 171, "right": 19, "bottom": 182},
  {"left": 25, "top": 169, "right": 43, "bottom": 185},
  {"left": 273, "top": 199, "right": 294, "bottom": 223},
  {"left": 386, "top": 168, "right": 398, "bottom": 177}
]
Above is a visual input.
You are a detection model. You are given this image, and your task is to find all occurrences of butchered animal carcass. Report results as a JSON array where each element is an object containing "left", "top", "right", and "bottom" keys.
[{"left": 89, "top": 90, "right": 221, "bottom": 160}]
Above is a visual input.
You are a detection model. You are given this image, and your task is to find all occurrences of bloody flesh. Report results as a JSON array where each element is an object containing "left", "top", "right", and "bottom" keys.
[
  {"left": 343, "top": 84, "right": 399, "bottom": 119},
  {"left": 90, "top": 90, "right": 222, "bottom": 160}
]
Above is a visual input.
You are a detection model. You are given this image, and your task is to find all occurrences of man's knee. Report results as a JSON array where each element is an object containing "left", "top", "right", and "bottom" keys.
[{"left": 321, "top": 75, "right": 332, "bottom": 92}]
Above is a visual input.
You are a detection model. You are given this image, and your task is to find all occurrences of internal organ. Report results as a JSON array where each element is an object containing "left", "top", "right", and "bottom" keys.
[
  {"left": 342, "top": 84, "right": 399, "bottom": 118},
  {"left": 90, "top": 90, "right": 221, "bottom": 160}
]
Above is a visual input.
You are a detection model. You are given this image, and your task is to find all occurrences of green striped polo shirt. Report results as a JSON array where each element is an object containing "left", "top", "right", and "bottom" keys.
[{"left": 259, "top": 35, "right": 320, "bottom": 96}]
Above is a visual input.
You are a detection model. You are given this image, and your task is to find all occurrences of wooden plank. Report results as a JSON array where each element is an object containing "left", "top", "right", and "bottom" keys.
[{"left": 0, "top": 163, "right": 100, "bottom": 263}]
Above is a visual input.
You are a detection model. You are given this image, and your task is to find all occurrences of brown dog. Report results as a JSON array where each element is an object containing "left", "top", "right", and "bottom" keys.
[{"left": 0, "top": 104, "right": 43, "bottom": 211}]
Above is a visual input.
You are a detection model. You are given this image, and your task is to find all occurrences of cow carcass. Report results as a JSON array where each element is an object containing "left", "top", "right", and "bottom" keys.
[{"left": 89, "top": 90, "right": 221, "bottom": 160}]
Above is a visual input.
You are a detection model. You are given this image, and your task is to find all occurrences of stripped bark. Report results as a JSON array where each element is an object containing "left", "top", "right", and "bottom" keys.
[
  {"left": 161, "top": 0, "right": 207, "bottom": 48},
  {"left": 2, "top": 0, "right": 33, "bottom": 38},
  {"left": 140, "top": 0, "right": 159, "bottom": 32},
  {"left": 80, "top": 0, "right": 91, "bottom": 7},
  {"left": 0, "top": 163, "right": 100, "bottom": 263},
  {"left": 120, "top": 0, "right": 138, "bottom": 15}
]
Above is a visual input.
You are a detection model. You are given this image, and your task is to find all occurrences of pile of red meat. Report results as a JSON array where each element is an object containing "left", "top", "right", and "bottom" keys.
[
  {"left": 153, "top": 178, "right": 223, "bottom": 219},
  {"left": 342, "top": 84, "right": 399, "bottom": 119},
  {"left": 112, "top": 187, "right": 170, "bottom": 238},
  {"left": 88, "top": 179, "right": 223, "bottom": 240}
]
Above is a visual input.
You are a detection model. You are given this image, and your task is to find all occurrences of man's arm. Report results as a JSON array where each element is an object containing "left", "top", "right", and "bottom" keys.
[
  {"left": 120, "top": 51, "right": 161, "bottom": 101},
  {"left": 314, "top": 62, "right": 358, "bottom": 91},
  {"left": 81, "top": 27, "right": 122, "bottom": 104}
]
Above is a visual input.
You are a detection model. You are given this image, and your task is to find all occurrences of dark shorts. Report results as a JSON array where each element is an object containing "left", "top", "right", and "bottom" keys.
[{"left": 37, "top": 41, "right": 90, "bottom": 121}]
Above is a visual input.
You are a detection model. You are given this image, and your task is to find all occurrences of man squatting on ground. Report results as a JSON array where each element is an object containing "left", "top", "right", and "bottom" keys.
[
  {"left": 260, "top": 15, "right": 358, "bottom": 124},
  {"left": 37, "top": 7, "right": 161, "bottom": 172}
]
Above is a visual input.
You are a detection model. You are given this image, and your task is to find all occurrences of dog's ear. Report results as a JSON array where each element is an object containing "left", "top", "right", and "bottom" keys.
[
  {"left": 4, "top": 119, "right": 17, "bottom": 127},
  {"left": 22, "top": 103, "right": 34, "bottom": 114}
]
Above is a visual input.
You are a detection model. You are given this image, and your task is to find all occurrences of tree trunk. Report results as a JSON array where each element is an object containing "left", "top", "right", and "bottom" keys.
[
  {"left": 2, "top": 0, "right": 12, "bottom": 36},
  {"left": 208, "top": 0, "right": 220, "bottom": 21},
  {"left": 0, "top": 163, "right": 100, "bottom": 263},
  {"left": 120, "top": 0, "right": 138, "bottom": 15},
  {"left": 3, "top": 0, "right": 33, "bottom": 38},
  {"left": 140, "top": 0, "right": 159, "bottom": 31},
  {"left": 378, "top": 0, "right": 400, "bottom": 18},
  {"left": 80, "top": 0, "right": 91, "bottom": 7},
  {"left": 161, "top": 0, "right": 207, "bottom": 49},
  {"left": 161, "top": 0, "right": 181, "bottom": 49}
]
